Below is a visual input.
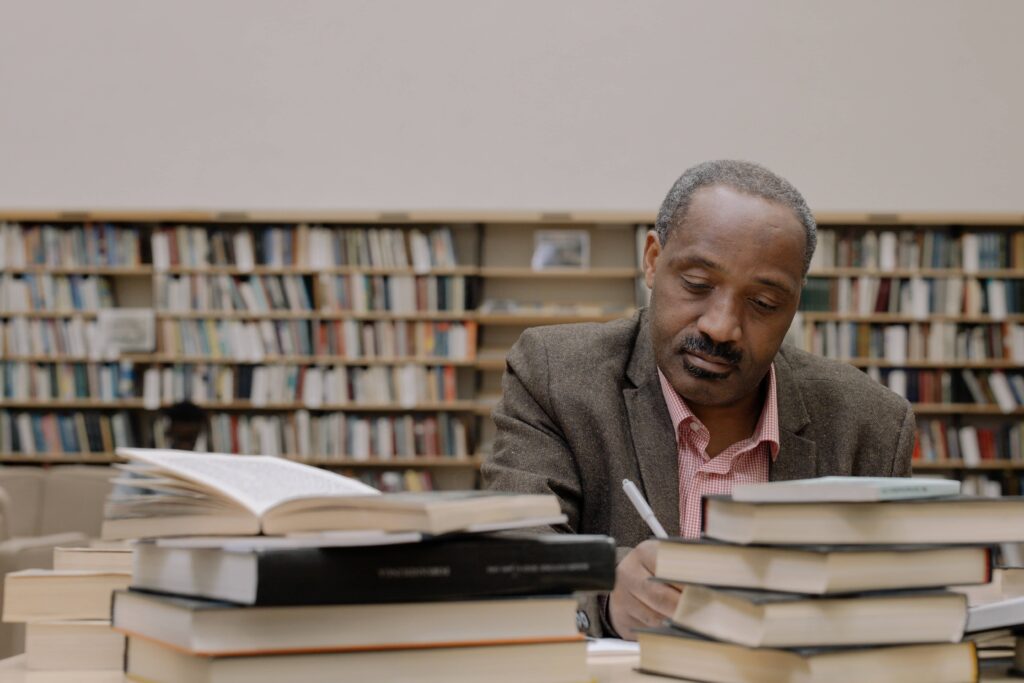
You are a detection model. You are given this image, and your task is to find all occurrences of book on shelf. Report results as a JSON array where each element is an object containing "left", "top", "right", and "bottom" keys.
[
  {"left": 129, "top": 532, "right": 613, "bottom": 605},
  {"left": 0, "top": 223, "right": 141, "bottom": 268},
  {"left": 730, "top": 476, "right": 960, "bottom": 503},
  {"left": 102, "top": 448, "right": 558, "bottom": 539},
  {"left": 24, "top": 619, "right": 125, "bottom": 671},
  {"left": 636, "top": 627, "right": 978, "bottom": 683},
  {"left": 701, "top": 495, "right": 1024, "bottom": 545},
  {"left": 1, "top": 569, "right": 131, "bottom": 622},
  {"left": 125, "top": 635, "right": 587, "bottom": 683},
  {"left": 654, "top": 540, "right": 992, "bottom": 595},
  {"left": 668, "top": 585, "right": 967, "bottom": 648},
  {"left": 112, "top": 590, "right": 581, "bottom": 655}
]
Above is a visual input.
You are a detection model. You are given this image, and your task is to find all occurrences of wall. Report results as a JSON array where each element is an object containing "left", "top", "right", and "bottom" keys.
[{"left": 1, "top": 0, "right": 1022, "bottom": 213}]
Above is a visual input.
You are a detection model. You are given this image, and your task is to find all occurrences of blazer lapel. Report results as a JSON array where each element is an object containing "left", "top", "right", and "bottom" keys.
[
  {"left": 770, "top": 347, "right": 818, "bottom": 481},
  {"left": 624, "top": 311, "right": 680, "bottom": 536}
]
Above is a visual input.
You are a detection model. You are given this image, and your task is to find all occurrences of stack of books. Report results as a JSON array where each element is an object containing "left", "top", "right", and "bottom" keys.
[
  {"left": 102, "top": 448, "right": 614, "bottom": 682},
  {"left": 1, "top": 544, "right": 132, "bottom": 671},
  {"left": 636, "top": 477, "right": 1024, "bottom": 683}
]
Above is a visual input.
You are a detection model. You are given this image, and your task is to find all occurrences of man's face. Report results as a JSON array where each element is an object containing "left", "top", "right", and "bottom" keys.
[{"left": 644, "top": 185, "right": 805, "bottom": 409}]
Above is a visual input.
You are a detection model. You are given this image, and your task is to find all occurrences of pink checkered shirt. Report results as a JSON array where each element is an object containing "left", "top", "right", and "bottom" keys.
[{"left": 658, "top": 365, "right": 780, "bottom": 539}]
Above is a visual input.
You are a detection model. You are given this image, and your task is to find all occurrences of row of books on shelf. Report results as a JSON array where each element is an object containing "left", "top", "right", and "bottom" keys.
[
  {"left": 1, "top": 318, "right": 478, "bottom": 361},
  {"left": 0, "top": 408, "right": 474, "bottom": 460},
  {"left": 152, "top": 225, "right": 459, "bottom": 269},
  {"left": 350, "top": 468, "right": 435, "bottom": 492},
  {"left": 0, "top": 360, "right": 136, "bottom": 400},
  {"left": 800, "top": 275, "right": 1024, "bottom": 317},
  {"left": 199, "top": 411, "right": 472, "bottom": 460},
  {"left": 0, "top": 410, "right": 135, "bottom": 455},
  {"left": 0, "top": 222, "right": 143, "bottom": 268},
  {"left": 796, "top": 320, "right": 1024, "bottom": 363},
  {"left": 159, "top": 318, "right": 477, "bottom": 360},
  {"left": 156, "top": 272, "right": 470, "bottom": 314},
  {"left": 872, "top": 368, "right": 1024, "bottom": 409},
  {"left": 0, "top": 273, "right": 115, "bottom": 312},
  {"left": 143, "top": 362, "right": 462, "bottom": 407},
  {"left": 810, "top": 228, "right": 1024, "bottom": 270},
  {"left": 914, "top": 417, "right": 1024, "bottom": 464}
]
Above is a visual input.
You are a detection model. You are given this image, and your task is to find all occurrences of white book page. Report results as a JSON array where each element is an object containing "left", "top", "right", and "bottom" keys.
[{"left": 116, "top": 448, "right": 378, "bottom": 518}]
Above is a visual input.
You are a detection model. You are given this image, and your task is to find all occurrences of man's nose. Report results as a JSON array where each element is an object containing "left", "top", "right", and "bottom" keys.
[{"left": 696, "top": 294, "right": 742, "bottom": 345}]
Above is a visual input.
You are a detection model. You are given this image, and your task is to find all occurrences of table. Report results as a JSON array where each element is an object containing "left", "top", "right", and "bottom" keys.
[
  {"left": 1, "top": 652, "right": 1018, "bottom": 682},
  {"left": 0, "top": 653, "right": 649, "bottom": 683}
]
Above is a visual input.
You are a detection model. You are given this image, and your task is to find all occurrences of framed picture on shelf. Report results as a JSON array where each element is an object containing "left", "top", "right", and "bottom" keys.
[{"left": 531, "top": 230, "right": 590, "bottom": 270}]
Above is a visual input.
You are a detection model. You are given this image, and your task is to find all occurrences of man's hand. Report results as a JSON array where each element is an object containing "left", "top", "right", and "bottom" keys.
[{"left": 608, "top": 540, "right": 682, "bottom": 640}]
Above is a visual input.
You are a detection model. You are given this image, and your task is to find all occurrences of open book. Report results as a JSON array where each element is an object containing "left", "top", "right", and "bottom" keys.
[{"left": 102, "top": 448, "right": 562, "bottom": 540}]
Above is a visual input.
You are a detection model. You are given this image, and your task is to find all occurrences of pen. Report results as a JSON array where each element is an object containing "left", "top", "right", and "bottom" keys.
[{"left": 622, "top": 478, "right": 668, "bottom": 539}]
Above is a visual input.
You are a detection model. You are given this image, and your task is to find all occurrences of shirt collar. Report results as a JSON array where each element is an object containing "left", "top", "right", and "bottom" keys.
[{"left": 657, "top": 363, "right": 781, "bottom": 461}]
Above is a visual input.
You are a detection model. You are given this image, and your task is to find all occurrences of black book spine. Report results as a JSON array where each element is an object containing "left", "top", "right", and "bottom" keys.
[{"left": 252, "top": 535, "right": 615, "bottom": 606}]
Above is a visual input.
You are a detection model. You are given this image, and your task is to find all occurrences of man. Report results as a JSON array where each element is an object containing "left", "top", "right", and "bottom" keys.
[
  {"left": 163, "top": 400, "right": 207, "bottom": 451},
  {"left": 482, "top": 160, "right": 914, "bottom": 639}
]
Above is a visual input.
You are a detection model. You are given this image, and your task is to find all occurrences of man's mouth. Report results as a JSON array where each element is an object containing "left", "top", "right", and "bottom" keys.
[{"left": 682, "top": 351, "right": 736, "bottom": 376}]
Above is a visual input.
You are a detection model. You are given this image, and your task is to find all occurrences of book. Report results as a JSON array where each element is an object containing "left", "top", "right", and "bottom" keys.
[
  {"left": 965, "top": 595, "right": 1024, "bottom": 633},
  {"left": 126, "top": 636, "right": 587, "bottom": 683},
  {"left": 103, "top": 448, "right": 559, "bottom": 538},
  {"left": 655, "top": 539, "right": 991, "bottom": 594},
  {"left": 702, "top": 495, "right": 1024, "bottom": 545},
  {"left": 730, "top": 476, "right": 961, "bottom": 503},
  {"left": 669, "top": 585, "right": 967, "bottom": 648},
  {"left": 636, "top": 627, "right": 978, "bottom": 683},
  {"left": 53, "top": 546, "right": 134, "bottom": 573},
  {"left": 1, "top": 570, "right": 131, "bottom": 622},
  {"left": 130, "top": 533, "right": 615, "bottom": 605},
  {"left": 112, "top": 590, "right": 580, "bottom": 656},
  {"left": 25, "top": 620, "right": 125, "bottom": 671}
]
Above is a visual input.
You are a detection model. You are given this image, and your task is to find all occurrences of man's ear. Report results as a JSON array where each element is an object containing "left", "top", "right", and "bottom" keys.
[{"left": 643, "top": 230, "right": 661, "bottom": 290}]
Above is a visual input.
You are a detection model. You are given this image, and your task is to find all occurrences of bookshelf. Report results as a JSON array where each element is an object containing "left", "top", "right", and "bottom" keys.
[{"left": 3, "top": 212, "right": 1024, "bottom": 492}]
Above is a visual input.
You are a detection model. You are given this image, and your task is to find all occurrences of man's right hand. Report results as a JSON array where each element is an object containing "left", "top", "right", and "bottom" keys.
[{"left": 607, "top": 539, "right": 683, "bottom": 640}]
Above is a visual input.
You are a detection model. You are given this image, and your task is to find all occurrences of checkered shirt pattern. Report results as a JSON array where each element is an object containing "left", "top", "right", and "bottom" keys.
[{"left": 658, "top": 365, "right": 781, "bottom": 539}]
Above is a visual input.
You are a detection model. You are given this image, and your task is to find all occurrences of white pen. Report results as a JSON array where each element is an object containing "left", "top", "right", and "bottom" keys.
[{"left": 622, "top": 478, "right": 668, "bottom": 539}]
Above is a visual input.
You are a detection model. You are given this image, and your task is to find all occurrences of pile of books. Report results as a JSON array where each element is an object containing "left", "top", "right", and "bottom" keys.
[
  {"left": 102, "top": 448, "right": 614, "bottom": 682},
  {"left": 636, "top": 477, "right": 1024, "bottom": 683},
  {"left": 1, "top": 544, "right": 132, "bottom": 671}
]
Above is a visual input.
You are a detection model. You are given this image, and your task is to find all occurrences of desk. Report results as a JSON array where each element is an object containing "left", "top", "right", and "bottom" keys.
[
  {"left": 0, "top": 653, "right": 650, "bottom": 683},
  {"left": 0, "top": 653, "right": 1018, "bottom": 683}
]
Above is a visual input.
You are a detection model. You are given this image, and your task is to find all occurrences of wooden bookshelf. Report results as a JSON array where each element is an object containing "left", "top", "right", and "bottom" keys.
[{"left": 4, "top": 212, "right": 1024, "bottom": 492}]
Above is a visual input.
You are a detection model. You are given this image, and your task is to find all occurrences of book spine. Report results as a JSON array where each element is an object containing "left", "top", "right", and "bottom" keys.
[{"left": 250, "top": 537, "right": 615, "bottom": 605}]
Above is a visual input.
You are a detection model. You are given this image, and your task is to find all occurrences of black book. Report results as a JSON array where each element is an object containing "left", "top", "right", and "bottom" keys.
[{"left": 132, "top": 533, "right": 615, "bottom": 606}]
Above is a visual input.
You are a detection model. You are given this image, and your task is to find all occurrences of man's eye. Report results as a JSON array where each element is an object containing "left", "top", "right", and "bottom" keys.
[
  {"left": 681, "top": 278, "right": 710, "bottom": 291},
  {"left": 751, "top": 298, "right": 778, "bottom": 312}
]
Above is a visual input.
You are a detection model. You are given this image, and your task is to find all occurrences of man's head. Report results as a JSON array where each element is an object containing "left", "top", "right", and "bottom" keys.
[
  {"left": 644, "top": 160, "right": 814, "bottom": 410},
  {"left": 164, "top": 401, "right": 206, "bottom": 450}
]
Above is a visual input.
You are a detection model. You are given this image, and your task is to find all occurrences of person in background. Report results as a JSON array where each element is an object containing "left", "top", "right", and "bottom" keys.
[
  {"left": 163, "top": 401, "right": 208, "bottom": 451},
  {"left": 483, "top": 160, "right": 915, "bottom": 638}
]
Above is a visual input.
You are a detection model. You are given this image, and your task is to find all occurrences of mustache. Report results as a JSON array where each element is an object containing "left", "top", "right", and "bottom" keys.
[{"left": 678, "top": 335, "right": 742, "bottom": 365}]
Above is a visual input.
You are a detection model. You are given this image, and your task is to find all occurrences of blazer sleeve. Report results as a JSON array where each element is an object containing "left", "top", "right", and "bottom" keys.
[
  {"left": 481, "top": 328, "right": 582, "bottom": 532},
  {"left": 891, "top": 402, "right": 916, "bottom": 477},
  {"left": 481, "top": 331, "right": 614, "bottom": 636}
]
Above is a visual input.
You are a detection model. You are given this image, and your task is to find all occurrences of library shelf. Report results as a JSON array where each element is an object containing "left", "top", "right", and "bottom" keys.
[
  {"left": 290, "top": 456, "right": 484, "bottom": 468},
  {"left": 912, "top": 460, "right": 1024, "bottom": 471},
  {"left": 800, "top": 312, "right": 1024, "bottom": 324},
  {"left": 0, "top": 399, "right": 146, "bottom": 410},
  {"left": 138, "top": 355, "right": 478, "bottom": 366},
  {"left": 162, "top": 265, "right": 479, "bottom": 276},
  {"left": 807, "top": 268, "right": 1024, "bottom": 279},
  {"left": 476, "top": 312, "right": 634, "bottom": 325},
  {"left": 155, "top": 311, "right": 473, "bottom": 321},
  {"left": 911, "top": 404, "right": 1024, "bottom": 415},
  {"left": 477, "top": 267, "right": 639, "bottom": 279},
  {"left": 0, "top": 454, "right": 123, "bottom": 464},
  {"left": 0, "top": 311, "right": 101, "bottom": 319},
  {"left": 843, "top": 358, "right": 1024, "bottom": 369},
  {"left": 0, "top": 266, "right": 154, "bottom": 276}
]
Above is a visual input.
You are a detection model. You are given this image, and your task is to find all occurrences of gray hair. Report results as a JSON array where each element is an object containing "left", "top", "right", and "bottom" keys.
[{"left": 654, "top": 160, "right": 817, "bottom": 276}]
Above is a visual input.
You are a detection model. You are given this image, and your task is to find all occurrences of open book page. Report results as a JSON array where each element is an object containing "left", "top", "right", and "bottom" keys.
[{"left": 116, "top": 448, "right": 378, "bottom": 518}]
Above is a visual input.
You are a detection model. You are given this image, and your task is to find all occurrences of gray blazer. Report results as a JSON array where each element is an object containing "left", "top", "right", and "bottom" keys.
[{"left": 482, "top": 309, "right": 915, "bottom": 634}]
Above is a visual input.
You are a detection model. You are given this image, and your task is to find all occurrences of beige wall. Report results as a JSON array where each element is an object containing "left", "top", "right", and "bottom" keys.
[{"left": 1, "top": 0, "right": 1022, "bottom": 213}]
